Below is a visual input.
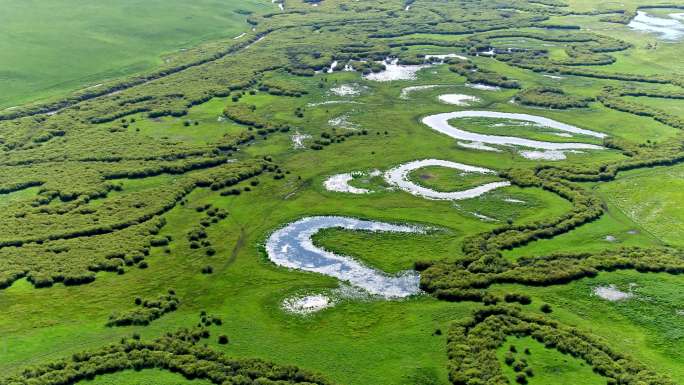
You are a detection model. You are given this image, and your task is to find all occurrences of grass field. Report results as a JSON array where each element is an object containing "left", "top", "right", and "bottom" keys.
[
  {"left": 0, "top": 0, "right": 269, "bottom": 109},
  {"left": 598, "top": 164, "right": 684, "bottom": 247},
  {"left": 496, "top": 336, "right": 605, "bottom": 385},
  {"left": 0, "top": 1, "right": 683, "bottom": 385}
]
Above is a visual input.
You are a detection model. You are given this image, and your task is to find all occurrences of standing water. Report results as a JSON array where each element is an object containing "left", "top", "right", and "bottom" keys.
[{"left": 265, "top": 216, "right": 424, "bottom": 298}]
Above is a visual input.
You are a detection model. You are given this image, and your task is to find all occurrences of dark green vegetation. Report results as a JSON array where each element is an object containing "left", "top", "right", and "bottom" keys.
[
  {"left": 448, "top": 306, "right": 674, "bottom": 385},
  {"left": 3, "top": 324, "right": 331, "bottom": 385},
  {"left": 514, "top": 87, "right": 593, "bottom": 109},
  {"left": 106, "top": 290, "right": 180, "bottom": 327},
  {"left": 0, "top": 0, "right": 683, "bottom": 385}
]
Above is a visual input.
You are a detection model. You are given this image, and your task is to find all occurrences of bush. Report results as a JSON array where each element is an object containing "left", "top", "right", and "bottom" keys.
[
  {"left": 218, "top": 335, "right": 229, "bottom": 344},
  {"left": 512, "top": 360, "right": 527, "bottom": 372},
  {"left": 107, "top": 292, "right": 179, "bottom": 327},
  {"left": 1, "top": 328, "right": 331, "bottom": 384},
  {"left": 515, "top": 87, "right": 593, "bottom": 109}
]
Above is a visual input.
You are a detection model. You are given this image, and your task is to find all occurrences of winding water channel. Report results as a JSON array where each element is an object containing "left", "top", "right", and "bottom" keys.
[
  {"left": 421, "top": 110, "right": 605, "bottom": 151},
  {"left": 265, "top": 216, "right": 423, "bottom": 298},
  {"left": 384, "top": 159, "right": 510, "bottom": 200}
]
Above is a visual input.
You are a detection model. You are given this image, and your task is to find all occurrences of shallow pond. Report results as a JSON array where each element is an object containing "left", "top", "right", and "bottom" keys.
[
  {"left": 323, "top": 173, "right": 371, "bottom": 194},
  {"left": 363, "top": 59, "right": 431, "bottom": 81},
  {"left": 438, "top": 94, "right": 481, "bottom": 106},
  {"left": 628, "top": 11, "right": 684, "bottom": 41}
]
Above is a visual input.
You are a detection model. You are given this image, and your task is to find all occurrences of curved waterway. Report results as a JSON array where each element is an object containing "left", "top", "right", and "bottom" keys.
[
  {"left": 384, "top": 159, "right": 510, "bottom": 200},
  {"left": 628, "top": 11, "right": 684, "bottom": 41},
  {"left": 265, "top": 216, "right": 423, "bottom": 298},
  {"left": 421, "top": 111, "right": 605, "bottom": 151}
]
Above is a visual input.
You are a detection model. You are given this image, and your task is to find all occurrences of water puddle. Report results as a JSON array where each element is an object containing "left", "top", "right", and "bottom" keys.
[
  {"left": 330, "top": 83, "right": 366, "bottom": 96},
  {"left": 364, "top": 59, "right": 431, "bottom": 81},
  {"left": 328, "top": 114, "right": 358, "bottom": 129},
  {"left": 457, "top": 141, "right": 502, "bottom": 152},
  {"left": 283, "top": 294, "right": 332, "bottom": 314},
  {"left": 424, "top": 53, "right": 468, "bottom": 61},
  {"left": 593, "top": 284, "right": 634, "bottom": 301},
  {"left": 519, "top": 150, "right": 583, "bottom": 160},
  {"left": 292, "top": 131, "right": 311, "bottom": 149},
  {"left": 307, "top": 100, "right": 363, "bottom": 107},
  {"left": 438, "top": 94, "right": 481, "bottom": 106},
  {"left": 324, "top": 173, "right": 371, "bottom": 194},
  {"left": 282, "top": 285, "right": 370, "bottom": 315},
  {"left": 465, "top": 83, "right": 502, "bottom": 91}
]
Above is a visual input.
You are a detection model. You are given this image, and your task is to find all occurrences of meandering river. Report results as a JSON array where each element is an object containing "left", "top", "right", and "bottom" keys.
[
  {"left": 421, "top": 110, "right": 605, "bottom": 151},
  {"left": 384, "top": 159, "right": 510, "bottom": 200},
  {"left": 265, "top": 216, "right": 423, "bottom": 298}
]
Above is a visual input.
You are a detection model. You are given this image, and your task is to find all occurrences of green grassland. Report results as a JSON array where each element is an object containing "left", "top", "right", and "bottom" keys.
[
  {"left": 0, "top": 0, "right": 268, "bottom": 109},
  {"left": 0, "top": 1, "right": 683, "bottom": 385},
  {"left": 496, "top": 336, "right": 605, "bottom": 385},
  {"left": 488, "top": 270, "right": 684, "bottom": 383},
  {"left": 128, "top": 97, "right": 247, "bottom": 145},
  {"left": 408, "top": 166, "right": 505, "bottom": 192},
  {"left": 598, "top": 164, "right": 684, "bottom": 247}
]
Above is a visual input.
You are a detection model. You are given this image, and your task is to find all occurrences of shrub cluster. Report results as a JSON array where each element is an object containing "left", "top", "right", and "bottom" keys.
[
  {"left": 0, "top": 160, "right": 266, "bottom": 289},
  {"left": 420, "top": 247, "right": 684, "bottom": 303},
  {"left": 223, "top": 104, "right": 292, "bottom": 137},
  {"left": 449, "top": 61, "right": 521, "bottom": 89},
  {"left": 598, "top": 87, "right": 684, "bottom": 129},
  {"left": 515, "top": 87, "right": 593, "bottom": 109},
  {"left": 1, "top": 329, "right": 332, "bottom": 385},
  {"left": 447, "top": 306, "right": 676, "bottom": 385},
  {"left": 187, "top": 204, "right": 229, "bottom": 255},
  {"left": 310, "top": 129, "right": 366, "bottom": 150},
  {"left": 107, "top": 291, "right": 180, "bottom": 327}
]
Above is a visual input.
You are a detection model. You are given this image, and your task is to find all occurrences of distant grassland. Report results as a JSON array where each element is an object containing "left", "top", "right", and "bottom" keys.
[
  {"left": 599, "top": 164, "right": 684, "bottom": 247},
  {"left": 0, "top": 0, "right": 268, "bottom": 109}
]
